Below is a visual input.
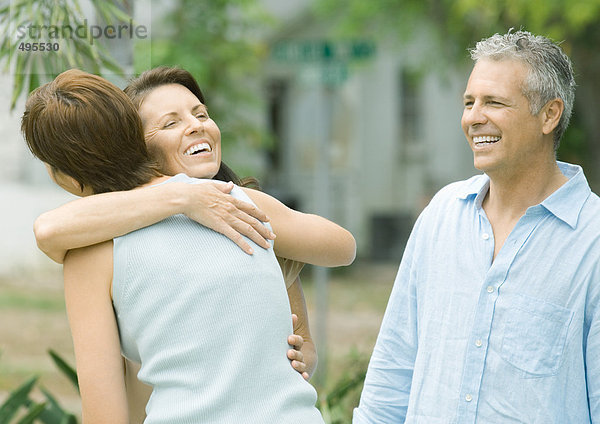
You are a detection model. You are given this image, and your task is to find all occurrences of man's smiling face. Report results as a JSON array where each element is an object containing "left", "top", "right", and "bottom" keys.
[{"left": 461, "top": 59, "right": 551, "bottom": 178}]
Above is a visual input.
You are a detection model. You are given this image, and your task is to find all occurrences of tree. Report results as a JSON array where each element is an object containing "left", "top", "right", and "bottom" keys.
[
  {"left": 1, "top": 0, "right": 275, "bottom": 177},
  {"left": 0, "top": 0, "right": 129, "bottom": 109},
  {"left": 315, "top": 0, "right": 600, "bottom": 188},
  {"left": 149, "top": 0, "right": 275, "bottom": 174}
]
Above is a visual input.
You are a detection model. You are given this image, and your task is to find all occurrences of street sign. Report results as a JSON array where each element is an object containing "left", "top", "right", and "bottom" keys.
[{"left": 271, "top": 39, "right": 375, "bottom": 63}]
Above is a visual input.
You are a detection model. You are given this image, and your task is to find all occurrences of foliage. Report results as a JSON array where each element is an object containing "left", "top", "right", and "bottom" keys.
[
  {"left": 316, "top": 350, "right": 368, "bottom": 424},
  {"left": 314, "top": 0, "right": 600, "bottom": 187},
  {"left": 0, "top": 351, "right": 78, "bottom": 423},
  {"left": 315, "top": 0, "right": 600, "bottom": 61},
  {"left": 0, "top": 0, "right": 130, "bottom": 110},
  {"left": 149, "top": 0, "right": 277, "bottom": 168},
  {"left": 1, "top": 348, "right": 367, "bottom": 423}
]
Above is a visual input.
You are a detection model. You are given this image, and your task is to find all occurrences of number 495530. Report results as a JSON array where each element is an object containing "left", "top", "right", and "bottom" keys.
[{"left": 18, "top": 42, "right": 60, "bottom": 52}]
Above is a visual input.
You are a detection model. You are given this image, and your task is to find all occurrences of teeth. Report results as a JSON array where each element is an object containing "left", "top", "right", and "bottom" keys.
[
  {"left": 473, "top": 136, "right": 501, "bottom": 144},
  {"left": 184, "top": 143, "right": 211, "bottom": 156}
]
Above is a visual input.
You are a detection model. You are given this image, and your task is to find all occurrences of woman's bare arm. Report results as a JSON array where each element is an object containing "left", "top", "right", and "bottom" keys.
[
  {"left": 242, "top": 188, "right": 356, "bottom": 267},
  {"left": 287, "top": 279, "right": 317, "bottom": 379},
  {"left": 63, "top": 241, "right": 128, "bottom": 423},
  {"left": 124, "top": 359, "right": 151, "bottom": 423},
  {"left": 35, "top": 181, "right": 274, "bottom": 263}
]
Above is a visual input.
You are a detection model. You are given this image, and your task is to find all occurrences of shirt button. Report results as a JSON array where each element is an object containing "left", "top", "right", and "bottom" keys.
[
  {"left": 465, "top": 394, "right": 473, "bottom": 402},
  {"left": 486, "top": 285, "right": 494, "bottom": 293},
  {"left": 482, "top": 233, "right": 490, "bottom": 240},
  {"left": 475, "top": 339, "right": 483, "bottom": 347}
]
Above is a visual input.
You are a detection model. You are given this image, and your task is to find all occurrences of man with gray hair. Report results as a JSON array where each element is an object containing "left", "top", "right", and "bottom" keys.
[{"left": 354, "top": 30, "right": 600, "bottom": 423}]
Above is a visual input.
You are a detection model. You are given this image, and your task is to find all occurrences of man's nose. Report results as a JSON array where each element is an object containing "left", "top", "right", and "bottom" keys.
[{"left": 462, "top": 101, "right": 487, "bottom": 127}]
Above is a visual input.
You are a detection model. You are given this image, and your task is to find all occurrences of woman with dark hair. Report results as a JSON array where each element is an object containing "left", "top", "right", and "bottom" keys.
[{"left": 23, "top": 68, "right": 355, "bottom": 423}]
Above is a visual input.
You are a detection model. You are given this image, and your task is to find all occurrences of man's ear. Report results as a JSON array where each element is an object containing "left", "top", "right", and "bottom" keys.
[{"left": 541, "top": 98, "right": 564, "bottom": 136}]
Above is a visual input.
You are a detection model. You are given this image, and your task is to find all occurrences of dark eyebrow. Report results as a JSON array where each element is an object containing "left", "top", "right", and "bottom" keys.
[{"left": 192, "top": 104, "right": 208, "bottom": 113}]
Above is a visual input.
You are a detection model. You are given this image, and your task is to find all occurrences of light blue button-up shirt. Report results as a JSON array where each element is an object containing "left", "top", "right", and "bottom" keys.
[{"left": 354, "top": 162, "right": 600, "bottom": 424}]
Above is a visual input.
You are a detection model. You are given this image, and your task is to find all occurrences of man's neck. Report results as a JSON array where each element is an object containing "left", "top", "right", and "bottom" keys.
[
  {"left": 483, "top": 158, "right": 568, "bottom": 220},
  {"left": 482, "top": 158, "right": 568, "bottom": 261}
]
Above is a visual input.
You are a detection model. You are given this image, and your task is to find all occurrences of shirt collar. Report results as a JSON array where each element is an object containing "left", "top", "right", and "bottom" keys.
[
  {"left": 456, "top": 174, "right": 489, "bottom": 203},
  {"left": 539, "top": 162, "right": 591, "bottom": 229},
  {"left": 456, "top": 162, "right": 591, "bottom": 229}
]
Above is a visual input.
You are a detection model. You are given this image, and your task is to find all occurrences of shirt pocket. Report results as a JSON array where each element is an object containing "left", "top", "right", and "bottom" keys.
[{"left": 499, "top": 293, "right": 573, "bottom": 378}]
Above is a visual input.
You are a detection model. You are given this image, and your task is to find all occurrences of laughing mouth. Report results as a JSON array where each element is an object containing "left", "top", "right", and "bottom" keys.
[
  {"left": 473, "top": 136, "right": 501, "bottom": 145},
  {"left": 184, "top": 143, "right": 212, "bottom": 155}
]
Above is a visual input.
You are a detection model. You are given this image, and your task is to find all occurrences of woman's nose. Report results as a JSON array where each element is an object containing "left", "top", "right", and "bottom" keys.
[{"left": 185, "top": 115, "right": 203, "bottom": 135}]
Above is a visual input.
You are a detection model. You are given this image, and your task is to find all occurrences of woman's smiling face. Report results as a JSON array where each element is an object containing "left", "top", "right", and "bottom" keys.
[{"left": 138, "top": 83, "right": 222, "bottom": 179}]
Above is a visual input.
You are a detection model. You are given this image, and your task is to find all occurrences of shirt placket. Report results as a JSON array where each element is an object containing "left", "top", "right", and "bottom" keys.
[{"left": 455, "top": 207, "right": 544, "bottom": 423}]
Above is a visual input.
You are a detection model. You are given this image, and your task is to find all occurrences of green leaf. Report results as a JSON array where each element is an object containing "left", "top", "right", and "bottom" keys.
[
  {"left": 0, "top": 377, "right": 38, "bottom": 422},
  {"left": 48, "top": 350, "right": 79, "bottom": 394},
  {"left": 27, "top": 67, "right": 40, "bottom": 93},
  {"left": 38, "top": 387, "right": 78, "bottom": 424},
  {"left": 94, "top": 1, "right": 132, "bottom": 24},
  {"left": 10, "top": 50, "right": 28, "bottom": 109},
  {"left": 16, "top": 401, "right": 47, "bottom": 424},
  {"left": 100, "top": 54, "right": 125, "bottom": 75}
]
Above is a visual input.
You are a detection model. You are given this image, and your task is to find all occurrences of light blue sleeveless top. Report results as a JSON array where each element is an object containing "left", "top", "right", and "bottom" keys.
[{"left": 112, "top": 174, "right": 324, "bottom": 423}]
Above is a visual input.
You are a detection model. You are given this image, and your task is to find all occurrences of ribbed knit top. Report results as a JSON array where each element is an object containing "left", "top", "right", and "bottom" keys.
[{"left": 112, "top": 174, "right": 324, "bottom": 423}]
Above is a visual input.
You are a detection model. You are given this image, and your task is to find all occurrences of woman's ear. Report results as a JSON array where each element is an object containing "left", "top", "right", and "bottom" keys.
[
  {"left": 541, "top": 98, "right": 564, "bottom": 136},
  {"left": 45, "top": 164, "right": 90, "bottom": 196}
]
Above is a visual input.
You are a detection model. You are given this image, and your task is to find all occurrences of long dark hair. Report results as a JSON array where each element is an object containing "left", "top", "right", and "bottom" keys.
[{"left": 124, "top": 66, "right": 258, "bottom": 188}]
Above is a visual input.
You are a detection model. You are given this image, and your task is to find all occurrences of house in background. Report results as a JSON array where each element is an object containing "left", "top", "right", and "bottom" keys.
[
  {"left": 259, "top": 8, "right": 476, "bottom": 261},
  {"left": 0, "top": 0, "right": 479, "bottom": 275}
]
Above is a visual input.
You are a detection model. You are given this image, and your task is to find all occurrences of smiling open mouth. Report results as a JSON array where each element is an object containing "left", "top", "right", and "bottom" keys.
[
  {"left": 184, "top": 143, "right": 212, "bottom": 155},
  {"left": 473, "top": 136, "right": 500, "bottom": 145}
]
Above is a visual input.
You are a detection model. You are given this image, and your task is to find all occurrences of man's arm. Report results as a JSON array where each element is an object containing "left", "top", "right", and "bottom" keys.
[
  {"left": 35, "top": 180, "right": 274, "bottom": 263},
  {"left": 353, "top": 216, "right": 423, "bottom": 424}
]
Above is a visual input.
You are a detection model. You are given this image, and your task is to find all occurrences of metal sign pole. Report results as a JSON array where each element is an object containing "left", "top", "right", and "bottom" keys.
[{"left": 313, "top": 84, "right": 334, "bottom": 387}]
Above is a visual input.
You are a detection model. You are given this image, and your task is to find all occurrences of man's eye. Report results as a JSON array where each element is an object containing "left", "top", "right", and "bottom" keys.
[
  {"left": 196, "top": 113, "right": 207, "bottom": 120},
  {"left": 464, "top": 101, "right": 473, "bottom": 108},
  {"left": 163, "top": 121, "right": 176, "bottom": 128}
]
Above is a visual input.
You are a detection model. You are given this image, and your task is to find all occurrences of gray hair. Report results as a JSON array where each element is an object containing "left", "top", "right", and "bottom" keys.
[{"left": 469, "top": 30, "right": 576, "bottom": 150}]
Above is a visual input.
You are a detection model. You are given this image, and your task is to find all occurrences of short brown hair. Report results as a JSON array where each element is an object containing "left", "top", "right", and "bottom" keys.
[
  {"left": 124, "top": 66, "right": 254, "bottom": 186},
  {"left": 21, "top": 69, "right": 161, "bottom": 194}
]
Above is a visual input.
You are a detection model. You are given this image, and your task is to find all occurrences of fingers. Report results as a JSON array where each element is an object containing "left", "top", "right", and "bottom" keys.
[
  {"left": 219, "top": 225, "right": 255, "bottom": 255},
  {"left": 291, "top": 313, "right": 298, "bottom": 330},
  {"left": 230, "top": 197, "right": 270, "bottom": 223},
  {"left": 185, "top": 182, "right": 275, "bottom": 254},
  {"left": 288, "top": 348, "right": 307, "bottom": 377},
  {"left": 210, "top": 181, "right": 235, "bottom": 194},
  {"left": 228, "top": 216, "right": 274, "bottom": 250},
  {"left": 288, "top": 334, "right": 304, "bottom": 349}
]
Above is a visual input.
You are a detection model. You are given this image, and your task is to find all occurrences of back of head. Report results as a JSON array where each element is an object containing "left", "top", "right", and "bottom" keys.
[
  {"left": 469, "top": 30, "right": 576, "bottom": 150},
  {"left": 21, "top": 69, "right": 160, "bottom": 194}
]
